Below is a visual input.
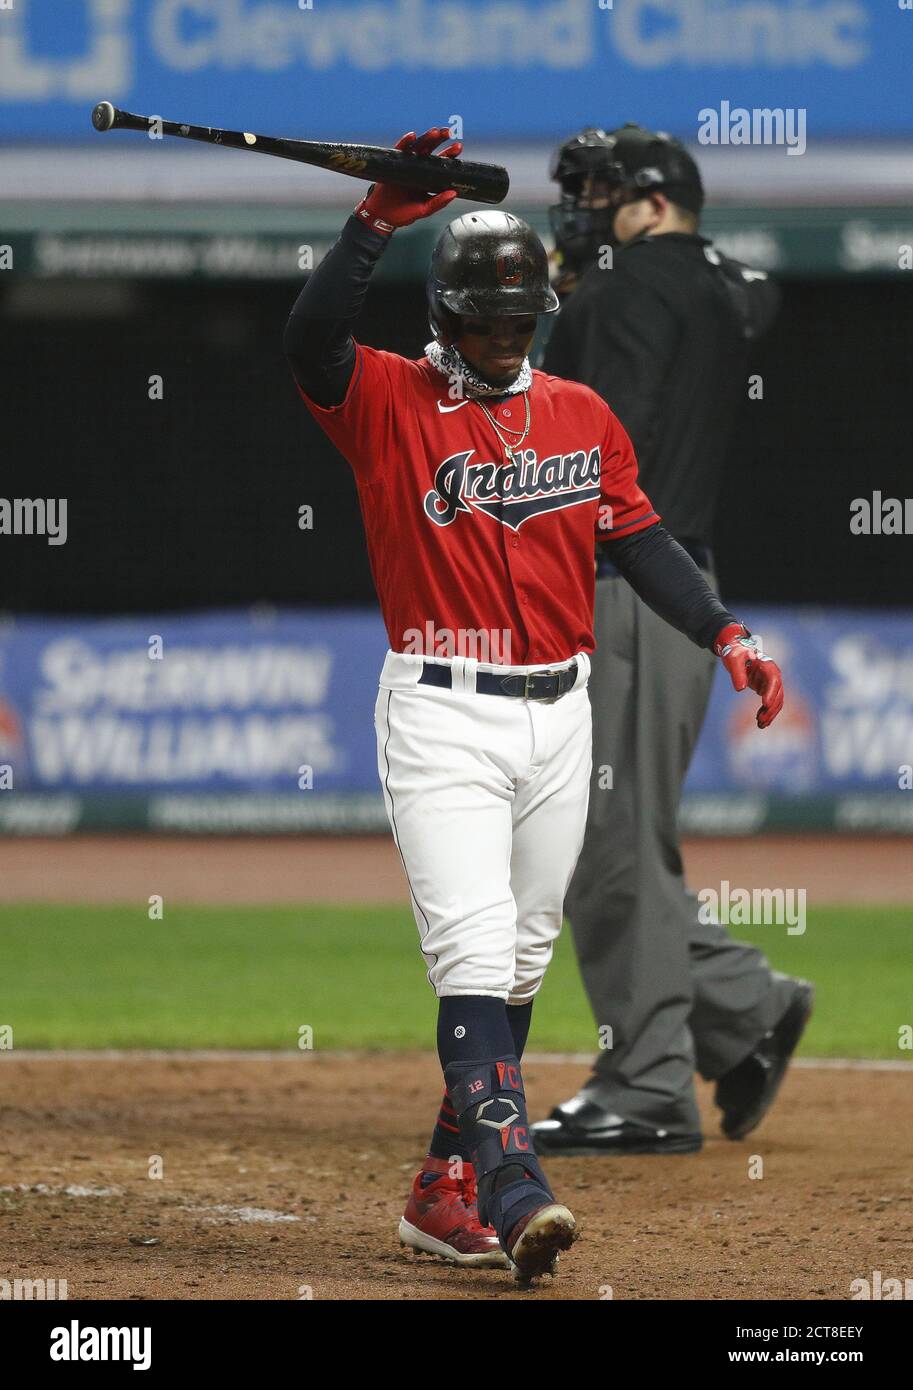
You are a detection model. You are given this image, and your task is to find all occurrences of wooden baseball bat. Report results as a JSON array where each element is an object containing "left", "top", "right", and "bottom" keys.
[{"left": 91, "top": 102, "right": 509, "bottom": 205}]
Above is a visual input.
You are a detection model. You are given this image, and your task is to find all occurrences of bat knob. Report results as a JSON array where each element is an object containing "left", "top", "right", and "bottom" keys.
[{"left": 92, "top": 101, "right": 116, "bottom": 132}]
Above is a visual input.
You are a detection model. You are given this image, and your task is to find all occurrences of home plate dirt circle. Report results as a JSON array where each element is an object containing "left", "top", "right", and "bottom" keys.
[{"left": 1, "top": 1053, "right": 911, "bottom": 1301}]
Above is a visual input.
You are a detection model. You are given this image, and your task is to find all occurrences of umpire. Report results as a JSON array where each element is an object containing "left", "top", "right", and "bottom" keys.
[{"left": 533, "top": 125, "right": 813, "bottom": 1155}]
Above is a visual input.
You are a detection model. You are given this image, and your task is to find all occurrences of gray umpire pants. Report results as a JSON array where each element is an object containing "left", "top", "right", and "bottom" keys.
[{"left": 564, "top": 572, "right": 796, "bottom": 1136}]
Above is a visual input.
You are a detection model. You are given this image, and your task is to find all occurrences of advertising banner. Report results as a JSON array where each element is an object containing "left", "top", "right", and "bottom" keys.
[
  {"left": 0, "top": 0, "right": 907, "bottom": 142},
  {"left": 687, "top": 608, "right": 913, "bottom": 799},
  {"left": 0, "top": 605, "right": 910, "bottom": 831},
  {"left": 0, "top": 609, "right": 389, "bottom": 795}
]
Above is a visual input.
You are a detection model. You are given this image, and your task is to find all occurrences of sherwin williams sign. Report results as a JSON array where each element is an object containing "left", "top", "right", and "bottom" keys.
[
  {"left": 0, "top": 606, "right": 911, "bottom": 798},
  {"left": 0, "top": 610, "right": 389, "bottom": 794},
  {"left": 0, "top": 0, "right": 904, "bottom": 141}
]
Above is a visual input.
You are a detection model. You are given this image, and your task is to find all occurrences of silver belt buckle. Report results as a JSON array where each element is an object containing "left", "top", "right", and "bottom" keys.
[{"left": 527, "top": 668, "right": 563, "bottom": 700}]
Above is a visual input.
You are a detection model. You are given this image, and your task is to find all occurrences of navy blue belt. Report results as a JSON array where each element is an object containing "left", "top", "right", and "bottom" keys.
[
  {"left": 418, "top": 661, "right": 578, "bottom": 701},
  {"left": 596, "top": 537, "right": 714, "bottom": 580}
]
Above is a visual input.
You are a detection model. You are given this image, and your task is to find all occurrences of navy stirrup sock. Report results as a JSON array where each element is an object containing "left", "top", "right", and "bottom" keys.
[
  {"left": 444, "top": 1054, "right": 554, "bottom": 1248},
  {"left": 428, "top": 1004, "right": 532, "bottom": 1163},
  {"left": 427, "top": 1090, "right": 470, "bottom": 1164},
  {"left": 428, "top": 996, "right": 515, "bottom": 1166},
  {"left": 507, "top": 1001, "right": 534, "bottom": 1059},
  {"left": 436, "top": 995, "right": 515, "bottom": 1066},
  {"left": 430, "top": 997, "right": 548, "bottom": 1242}
]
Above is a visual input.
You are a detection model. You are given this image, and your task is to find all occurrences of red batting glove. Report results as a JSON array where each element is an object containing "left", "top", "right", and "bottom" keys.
[
  {"left": 714, "top": 622, "right": 784, "bottom": 729},
  {"left": 354, "top": 127, "right": 463, "bottom": 235}
]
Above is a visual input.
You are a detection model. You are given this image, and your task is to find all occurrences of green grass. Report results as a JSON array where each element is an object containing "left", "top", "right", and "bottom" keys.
[{"left": 0, "top": 904, "right": 909, "bottom": 1056}]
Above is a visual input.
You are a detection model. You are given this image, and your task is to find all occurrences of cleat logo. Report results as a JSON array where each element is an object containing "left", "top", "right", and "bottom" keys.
[{"left": 476, "top": 1097, "right": 519, "bottom": 1130}]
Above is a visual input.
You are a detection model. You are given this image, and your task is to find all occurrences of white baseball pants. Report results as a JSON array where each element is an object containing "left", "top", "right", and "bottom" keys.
[{"left": 374, "top": 651, "right": 592, "bottom": 1001}]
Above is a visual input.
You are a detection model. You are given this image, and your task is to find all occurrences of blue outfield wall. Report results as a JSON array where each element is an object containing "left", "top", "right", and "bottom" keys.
[
  {"left": 0, "top": 606, "right": 910, "bottom": 834},
  {"left": 0, "top": 0, "right": 909, "bottom": 142}
]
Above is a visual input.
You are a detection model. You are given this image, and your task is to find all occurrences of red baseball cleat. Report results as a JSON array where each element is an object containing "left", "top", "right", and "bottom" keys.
[{"left": 399, "top": 1157, "right": 510, "bottom": 1268}]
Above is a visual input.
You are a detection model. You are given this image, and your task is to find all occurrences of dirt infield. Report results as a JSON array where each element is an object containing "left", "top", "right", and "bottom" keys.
[
  {"left": 2, "top": 1053, "right": 911, "bottom": 1301},
  {"left": 1, "top": 833, "right": 911, "bottom": 904}
]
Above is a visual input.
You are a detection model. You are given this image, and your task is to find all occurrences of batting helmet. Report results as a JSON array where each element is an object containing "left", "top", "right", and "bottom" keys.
[
  {"left": 427, "top": 211, "right": 559, "bottom": 344},
  {"left": 549, "top": 123, "right": 704, "bottom": 268}
]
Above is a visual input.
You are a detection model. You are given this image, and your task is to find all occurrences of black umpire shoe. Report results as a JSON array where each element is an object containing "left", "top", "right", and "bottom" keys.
[
  {"left": 715, "top": 980, "right": 815, "bottom": 1141},
  {"left": 531, "top": 1096, "right": 703, "bottom": 1156}
]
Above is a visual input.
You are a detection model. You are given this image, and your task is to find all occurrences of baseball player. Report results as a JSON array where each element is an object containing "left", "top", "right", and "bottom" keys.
[
  {"left": 533, "top": 125, "right": 813, "bottom": 1159},
  {"left": 283, "top": 127, "right": 784, "bottom": 1281}
]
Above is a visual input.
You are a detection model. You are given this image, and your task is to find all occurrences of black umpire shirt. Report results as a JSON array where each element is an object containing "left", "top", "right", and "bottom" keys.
[{"left": 542, "top": 232, "right": 780, "bottom": 549}]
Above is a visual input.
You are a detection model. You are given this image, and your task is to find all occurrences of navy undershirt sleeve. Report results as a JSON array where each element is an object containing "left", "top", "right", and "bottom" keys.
[
  {"left": 283, "top": 214, "right": 391, "bottom": 408},
  {"left": 608, "top": 522, "right": 736, "bottom": 649}
]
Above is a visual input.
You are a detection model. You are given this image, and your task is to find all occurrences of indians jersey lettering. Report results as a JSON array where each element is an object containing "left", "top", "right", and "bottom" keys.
[
  {"left": 297, "top": 342, "right": 659, "bottom": 664},
  {"left": 424, "top": 446, "right": 601, "bottom": 530}
]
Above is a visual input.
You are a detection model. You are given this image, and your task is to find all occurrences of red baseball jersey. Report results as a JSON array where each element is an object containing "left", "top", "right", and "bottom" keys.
[{"left": 297, "top": 342, "right": 659, "bottom": 665}]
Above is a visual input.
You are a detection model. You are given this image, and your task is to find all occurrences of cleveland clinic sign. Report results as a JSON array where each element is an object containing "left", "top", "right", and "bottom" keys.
[{"left": 0, "top": 1, "right": 886, "bottom": 138}]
